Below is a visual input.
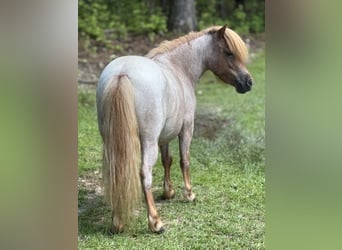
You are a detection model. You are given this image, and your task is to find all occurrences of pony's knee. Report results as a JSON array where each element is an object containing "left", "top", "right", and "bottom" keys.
[
  {"left": 162, "top": 155, "right": 173, "bottom": 168},
  {"left": 180, "top": 159, "right": 190, "bottom": 169}
]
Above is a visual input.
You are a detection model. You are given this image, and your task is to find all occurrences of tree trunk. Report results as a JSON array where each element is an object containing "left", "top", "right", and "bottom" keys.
[
  {"left": 167, "top": 0, "right": 197, "bottom": 33},
  {"left": 160, "top": 0, "right": 169, "bottom": 14}
]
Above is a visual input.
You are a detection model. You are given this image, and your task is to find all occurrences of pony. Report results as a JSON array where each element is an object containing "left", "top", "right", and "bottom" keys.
[{"left": 96, "top": 25, "right": 253, "bottom": 234}]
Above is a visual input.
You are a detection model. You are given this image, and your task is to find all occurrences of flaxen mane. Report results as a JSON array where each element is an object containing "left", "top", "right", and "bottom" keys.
[{"left": 146, "top": 26, "right": 249, "bottom": 63}]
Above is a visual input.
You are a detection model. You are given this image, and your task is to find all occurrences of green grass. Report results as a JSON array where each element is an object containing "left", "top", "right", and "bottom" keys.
[{"left": 78, "top": 51, "right": 265, "bottom": 249}]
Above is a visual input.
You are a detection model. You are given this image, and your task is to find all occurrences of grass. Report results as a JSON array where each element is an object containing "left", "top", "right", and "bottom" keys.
[{"left": 78, "top": 51, "right": 265, "bottom": 249}]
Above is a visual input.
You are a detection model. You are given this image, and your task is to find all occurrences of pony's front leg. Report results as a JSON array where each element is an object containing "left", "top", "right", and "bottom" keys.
[
  {"left": 160, "top": 144, "right": 175, "bottom": 199},
  {"left": 140, "top": 142, "right": 165, "bottom": 233},
  {"left": 179, "top": 123, "right": 196, "bottom": 202}
]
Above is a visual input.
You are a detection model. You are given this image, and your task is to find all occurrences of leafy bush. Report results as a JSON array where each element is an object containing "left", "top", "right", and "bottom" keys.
[
  {"left": 79, "top": 0, "right": 166, "bottom": 44},
  {"left": 197, "top": 0, "right": 264, "bottom": 34},
  {"left": 78, "top": 0, "right": 115, "bottom": 42},
  {"left": 230, "top": 5, "right": 249, "bottom": 34},
  {"left": 78, "top": 0, "right": 264, "bottom": 49}
]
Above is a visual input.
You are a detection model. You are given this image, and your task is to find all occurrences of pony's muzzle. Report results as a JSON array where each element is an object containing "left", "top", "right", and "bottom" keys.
[
  {"left": 246, "top": 78, "right": 253, "bottom": 88},
  {"left": 236, "top": 75, "right": 253, "bottom": 94}
]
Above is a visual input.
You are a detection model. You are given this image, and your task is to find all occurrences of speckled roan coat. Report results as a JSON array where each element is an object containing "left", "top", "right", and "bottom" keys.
[{"left": 96, "top": 25, "right": 253, "bottom": 233}]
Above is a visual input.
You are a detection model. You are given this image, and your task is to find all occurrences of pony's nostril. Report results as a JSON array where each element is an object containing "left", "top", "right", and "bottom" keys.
[{"left": 246, "top": 78, "right": 253, "bottom": 87}]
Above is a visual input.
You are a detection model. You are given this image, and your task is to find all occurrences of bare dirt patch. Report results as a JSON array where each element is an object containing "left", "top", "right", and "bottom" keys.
[
  {"left": 194, "top": 108, "right": 230, "bottom": 140},
  {"left": 78, "top": 170, "right": 103, "bottom": 215}
]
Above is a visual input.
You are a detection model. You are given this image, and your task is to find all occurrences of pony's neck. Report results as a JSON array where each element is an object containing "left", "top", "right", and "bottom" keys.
[{"left": 153, "top": 34, "right": 212, "bottom": 86}]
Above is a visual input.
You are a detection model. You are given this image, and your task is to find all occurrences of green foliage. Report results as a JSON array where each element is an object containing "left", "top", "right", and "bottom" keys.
[
  {"left": 78, "top": 0, "right": 113, "bottom": 42},
  {"left": 197, "top": 1, "right": 219, "bottom": 28},
  {"left": 243, "top": 0, "right": 265, "bottom": 33},
  {"left": 78, "top": 0, "right": 264, "bottom": 47},
  {"left": 78, "top": 0, "right": 166, "bottom": 44},
  {"left": 230, "top": 5, "right": 249, "bottom": 34},
  {"left": 197, "top": 0, "right": 265, "bottom": 34}
]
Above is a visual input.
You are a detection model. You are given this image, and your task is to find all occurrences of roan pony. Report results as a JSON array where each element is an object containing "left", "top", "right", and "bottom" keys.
[{"left": 96, "top": 25, "right": 253, "bottom": 234}]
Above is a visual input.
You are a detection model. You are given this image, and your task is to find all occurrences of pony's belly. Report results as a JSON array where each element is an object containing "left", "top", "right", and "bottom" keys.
[
  {"left": 158, "top": 133, "right": 179, "bottom": 146},
  {"left": 158, "top": 122, "right": 182, "bottom": 145}
]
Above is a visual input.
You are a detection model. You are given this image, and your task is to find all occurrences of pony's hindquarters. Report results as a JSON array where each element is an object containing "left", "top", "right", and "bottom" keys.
[{"left": 98, "top": 75, "right": 141, "bottom": 233}]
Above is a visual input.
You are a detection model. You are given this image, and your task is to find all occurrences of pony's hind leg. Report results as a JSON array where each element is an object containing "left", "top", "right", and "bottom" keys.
[
  {"left": 160, "top": 144, "right": 175, "bottom": 199},
  {"left": 179, "top": 124, "right": 196, "bottom": 202},
  {"left": 111, "top": 214, "right": 124, "bottom": 234},
  {"left": 140, "top": 142, "right": 165, "bottom": 233}
]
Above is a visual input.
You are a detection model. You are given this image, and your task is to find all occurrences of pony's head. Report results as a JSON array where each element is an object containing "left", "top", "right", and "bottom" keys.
[{"left": 207, "top": 25, "right": 253, "bottom": 94}]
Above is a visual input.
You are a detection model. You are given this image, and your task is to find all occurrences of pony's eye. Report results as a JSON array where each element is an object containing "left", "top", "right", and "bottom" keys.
[{"left": 225, "top": 51, "right": 234, "bottom": 58}]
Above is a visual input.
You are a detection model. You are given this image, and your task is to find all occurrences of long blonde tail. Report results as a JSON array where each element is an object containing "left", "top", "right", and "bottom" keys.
[{"left": 101, "top": 75, "right": 141, "bottom": 227}]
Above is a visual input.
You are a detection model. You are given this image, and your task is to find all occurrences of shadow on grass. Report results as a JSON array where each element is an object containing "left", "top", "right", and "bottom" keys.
[
  {"left": 78, "top": 191, "right": 110, "bottom": 236},
  {"left": 78, "top": 187, "right": 196, "bottom": 237},
  {"left": 194, "top": 108, "right": 230, "bottom": 140}
]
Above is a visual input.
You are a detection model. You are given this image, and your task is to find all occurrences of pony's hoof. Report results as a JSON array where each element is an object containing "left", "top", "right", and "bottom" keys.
[
  {"left": 110, "top": 224, "right": 124, "bottom": 234},
  {"left": 148, "top": 219, "right": 165, "bottom": 233},
  {"left": 162, "top": 189, "right": 175, "bottom": 199},
  {"left": 183, "top": 191, "right": 196, "bottom": 202}
]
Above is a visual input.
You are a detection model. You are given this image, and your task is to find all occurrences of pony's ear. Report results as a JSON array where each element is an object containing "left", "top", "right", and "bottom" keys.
[{"left": 217, "top": 24, "right": 227, "bottom": 39}]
